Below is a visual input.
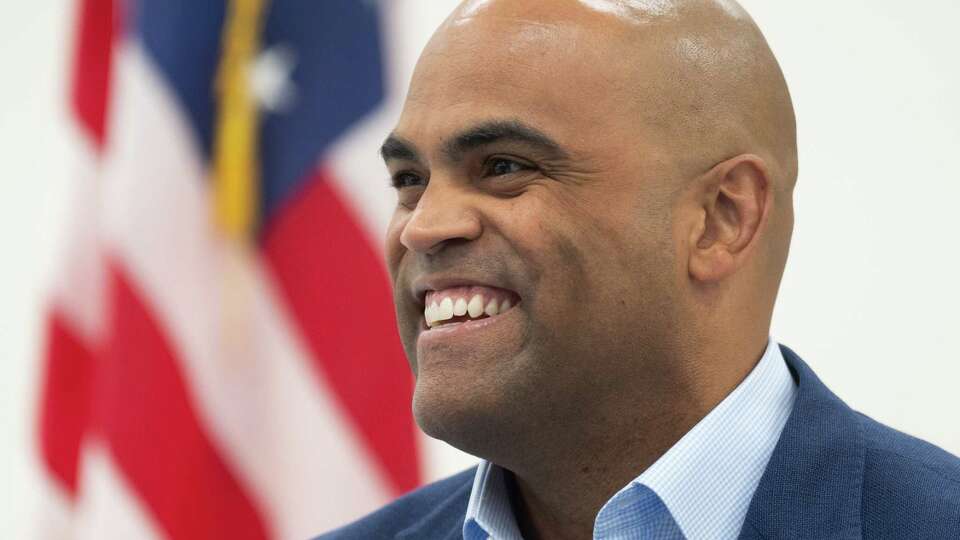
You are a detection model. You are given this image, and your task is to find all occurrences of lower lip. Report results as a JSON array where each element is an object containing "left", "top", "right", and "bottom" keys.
[{"left": 417, "top": 308, "right": 516, "bottom": 345}]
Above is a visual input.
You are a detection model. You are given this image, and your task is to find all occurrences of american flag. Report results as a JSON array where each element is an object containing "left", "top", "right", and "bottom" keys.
[{"left": 36, "top": 0, "right": 425, "bottom": 537}]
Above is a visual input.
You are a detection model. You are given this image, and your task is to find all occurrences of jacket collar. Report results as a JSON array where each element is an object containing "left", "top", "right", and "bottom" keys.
[
  {"left": 738, "top": 345, "right": 865, "bottom": 539},
  {"left": 396, "top": 473, "right": 474, "bottom": 540}
]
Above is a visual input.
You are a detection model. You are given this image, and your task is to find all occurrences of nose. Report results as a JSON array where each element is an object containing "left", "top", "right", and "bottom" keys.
[{"left": 399, "top": 182, "right": 482, "bottom": 255}]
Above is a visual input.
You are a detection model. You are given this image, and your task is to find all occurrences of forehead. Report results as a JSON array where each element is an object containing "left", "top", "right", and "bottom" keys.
[{"left": 394, "top": 12, "right": 641, "bottom": 153}]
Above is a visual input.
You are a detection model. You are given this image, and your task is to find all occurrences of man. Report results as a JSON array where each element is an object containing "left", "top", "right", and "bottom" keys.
[{"left": 320, "top": 0, "right": 960, "bottom": 538}]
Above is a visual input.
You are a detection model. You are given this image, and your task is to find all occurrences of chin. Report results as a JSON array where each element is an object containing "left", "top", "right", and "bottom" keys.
[{"left": 411, "top": 374, "right": 509, "bottom": 457}]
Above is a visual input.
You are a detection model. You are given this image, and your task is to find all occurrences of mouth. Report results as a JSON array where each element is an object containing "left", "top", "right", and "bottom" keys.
[{"left": 421, "top": 285, "right": 521, "bottom": 330}]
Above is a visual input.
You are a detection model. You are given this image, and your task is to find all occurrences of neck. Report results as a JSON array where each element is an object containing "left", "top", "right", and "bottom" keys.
[
  {"left": 502, "top": 337, "right": 768, "bottom": 539},
  {"left": 506, "top": 406, "right": 704, "bottom": 539}
]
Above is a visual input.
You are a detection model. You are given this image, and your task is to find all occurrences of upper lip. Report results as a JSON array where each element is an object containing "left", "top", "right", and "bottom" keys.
[{"left": 410, "top": 275, "right": 519, "bottom": 307}]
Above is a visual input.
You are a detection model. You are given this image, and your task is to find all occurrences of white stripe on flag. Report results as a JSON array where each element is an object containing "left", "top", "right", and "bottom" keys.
[
  {"left": 49, "top": 122, "right": 107, "bottom": 345},
  {"left": 32, "top": 469, "right": 77, "bottom": 540},
  {"left": 73, "top": 442, "right": 163, "bottom": 540},
  {"left": 326, "top": 103, "right": 402, "bottom": 249}
]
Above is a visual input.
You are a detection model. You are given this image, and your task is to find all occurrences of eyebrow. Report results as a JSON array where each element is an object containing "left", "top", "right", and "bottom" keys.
[
  {"left": 379, "top": 134, "right": 422, "bottom": 165},
  {"left": 441, "top": 120, "right": 569, "bottom": 163},
  {"left": 379, "top": 119, "right": 568, "bottom": 166}
]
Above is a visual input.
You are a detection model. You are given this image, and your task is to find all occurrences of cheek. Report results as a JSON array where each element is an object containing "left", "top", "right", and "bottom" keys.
[
  {"left": 504, "top": 186, "right": 668, "bottom": 319},
  {"left": 384, "top": 210, "right": 408, "bottom": 279},
  {"left": 495, "top": 192, "right": 595, "bottom": 310}
]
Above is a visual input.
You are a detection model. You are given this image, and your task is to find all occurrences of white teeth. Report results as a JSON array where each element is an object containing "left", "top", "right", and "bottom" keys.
[
  {"left": 438, "top": 297, "right": 454, "bottom": 321},
  {"left": 426, "top": 292, "right": 517, "bottom": 329},
  {"left": 426, "top": 302, "right": 439, "bottom": 326},
  {"left": 467, "top": 295, "right": 484, "bottom": 318},
  {"left": 453, "top": 297, "right": 468, "bottom": 316}
]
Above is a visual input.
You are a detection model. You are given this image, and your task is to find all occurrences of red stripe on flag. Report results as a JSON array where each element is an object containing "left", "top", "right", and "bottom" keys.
[
  {"left": 37, "top": 311, "right": 95, "bottom": 496},
  {"left": 70, "top": 0, "right": 116, "bottom": 148},
  {"left": 262, "top": 169, "right": 420, "bottom": 495},
  {"left": 95, "top": 264, "right": 269, "bottom": 539}
]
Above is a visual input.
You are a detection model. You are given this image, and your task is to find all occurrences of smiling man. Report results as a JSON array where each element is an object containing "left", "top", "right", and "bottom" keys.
[{"left": 318, "top": 1, "right": 960, "bottom": 539}]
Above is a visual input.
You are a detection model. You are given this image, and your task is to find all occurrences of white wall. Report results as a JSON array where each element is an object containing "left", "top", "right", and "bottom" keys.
[
  {"left": 0, "top": 2, "right": 75, "bottom": 537},
  {"left": 1, "top": 1, "right": 958, "bottom": 536},
  {"left": 753, "top": 0, "right": 960, "bottom": 454}
]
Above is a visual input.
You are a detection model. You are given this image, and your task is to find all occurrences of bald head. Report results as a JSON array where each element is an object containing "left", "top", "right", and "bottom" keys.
[
  {"left": 409, "top": 0, "right": 798, "bottom": 306},
  {"left": 441, "top": 0, "right": 797, "bottom": 189}
]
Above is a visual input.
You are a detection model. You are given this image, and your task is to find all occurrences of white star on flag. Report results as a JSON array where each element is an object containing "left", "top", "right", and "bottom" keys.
[{"left": 250, "top": 44, "right": 298, "bottom": 113}]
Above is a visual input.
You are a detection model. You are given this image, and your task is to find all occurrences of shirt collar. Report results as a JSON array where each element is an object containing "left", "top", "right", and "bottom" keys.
[
  {"left": 464, "top": 459, "right": 523, "bottom": 540},
  {"left": 599, "top": 339, "right": 797, "bottom": 538},
  {"left": 463, "top": 339, "right": 797, "bottom": 540}
]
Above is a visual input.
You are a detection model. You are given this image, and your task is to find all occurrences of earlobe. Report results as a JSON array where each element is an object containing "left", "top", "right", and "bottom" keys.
[{"left": 688, "top": 155, "right": 771, "bottom": 284}]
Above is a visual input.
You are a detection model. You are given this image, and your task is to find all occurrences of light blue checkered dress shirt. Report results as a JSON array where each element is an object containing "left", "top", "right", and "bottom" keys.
[{"left": 463, "top": 340, "right": 797, "bottom": 540}]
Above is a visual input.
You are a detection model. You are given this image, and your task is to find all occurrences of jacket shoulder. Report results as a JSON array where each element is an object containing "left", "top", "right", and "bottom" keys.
[
  {"left": 858, "top": 413, "right": 960, "bottom": 536},
  {"left": 314, "top": 467, "right": 477, "bottom": 540}
]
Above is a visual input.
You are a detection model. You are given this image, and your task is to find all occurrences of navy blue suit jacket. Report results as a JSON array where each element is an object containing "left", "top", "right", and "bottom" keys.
[{"left": 319, "top": 346, "right": 960, "bottom": 539}]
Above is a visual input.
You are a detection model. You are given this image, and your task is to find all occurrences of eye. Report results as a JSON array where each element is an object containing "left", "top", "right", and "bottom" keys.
[
  {"left": 482, "top": 157, "right": 534, "bottom": 177},
  {"left": 391, "top": 171, "right": 425, "bottom": 189}
]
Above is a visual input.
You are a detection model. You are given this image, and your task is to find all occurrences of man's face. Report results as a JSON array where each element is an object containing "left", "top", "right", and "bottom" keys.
[{"left": 383, "top": 8, "right": 683, "bottom": 451}]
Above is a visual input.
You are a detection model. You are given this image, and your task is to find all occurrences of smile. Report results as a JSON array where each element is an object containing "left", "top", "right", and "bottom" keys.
[{"left": 423, "top": 286, "right": 520, "bottom": 329}]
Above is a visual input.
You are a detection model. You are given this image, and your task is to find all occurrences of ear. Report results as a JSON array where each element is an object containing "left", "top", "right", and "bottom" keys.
[{"left": 688, "top": 154, "right": 772, "bottom": 283}]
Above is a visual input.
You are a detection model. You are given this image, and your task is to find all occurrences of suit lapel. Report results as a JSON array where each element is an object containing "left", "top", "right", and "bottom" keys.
[
  {"left": 396, "top": 476, "right": 473, "bottom": 540},
  {"left": 738, "top": 346, "right": 865, "bottom": 539}
]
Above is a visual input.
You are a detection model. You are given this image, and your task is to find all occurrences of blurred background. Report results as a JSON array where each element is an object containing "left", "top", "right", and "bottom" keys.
[{"left": 1, "top": 0, "right": 958, "bottom": 538}]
